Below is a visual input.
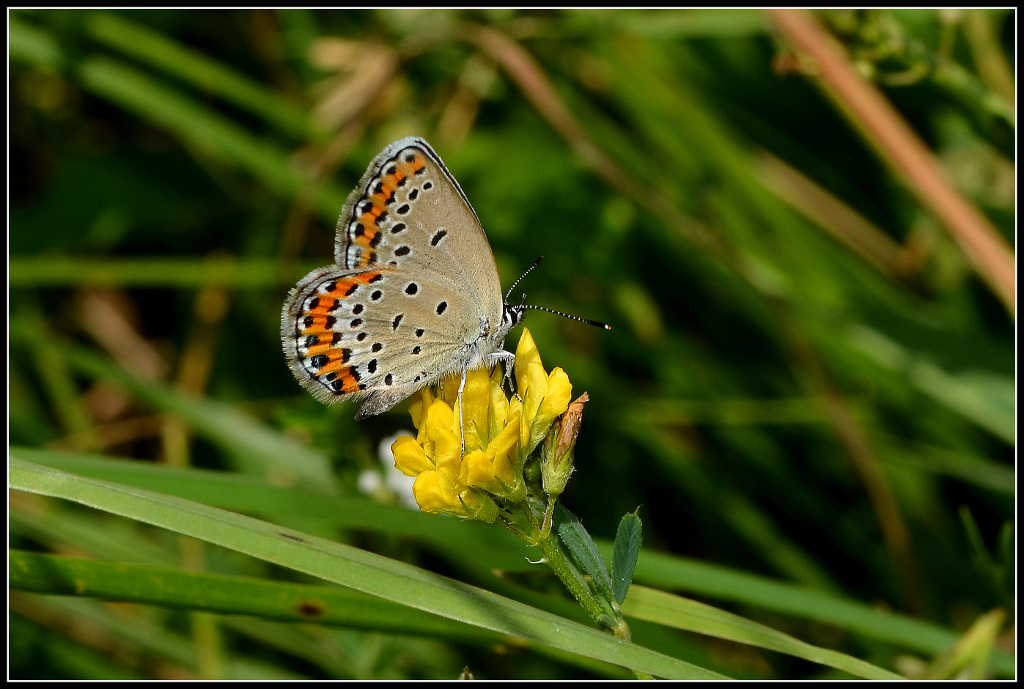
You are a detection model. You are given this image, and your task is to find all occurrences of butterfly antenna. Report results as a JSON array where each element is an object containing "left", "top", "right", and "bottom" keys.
[
  {"left": 505, "top": 256, "right": 545, "bottom": 301},
  {"left": 508, "top": 257, "right": 611, "bottom": 329},
  {"left": 522, "top": 304, "right": 611, "bottom": 330}
]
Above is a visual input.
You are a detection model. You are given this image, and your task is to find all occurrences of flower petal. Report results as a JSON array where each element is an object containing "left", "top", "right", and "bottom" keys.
[
  {"left": 459, "top": 368, "right": 491, "bottom": 453},
  {"left": 459, "top": 449, "right": 497, "bottom": 489},
  {"left": 409, "top": 388, "right": 435, "bottom": 441},
  {"left": 514, "top": 328, "right": 542, "bottom": 381},
  {"left": 439, "top": 373, "right": 461, "bottom": 409},
  {"left": 488, "top": 367, "right": 509, "bottom": 437},
  {"left": 536, "top": 367, "right": 572, "bottom": 430},
  {"left": 412, "top": 471, "right": 456, "bottom": 513},
  {"left": 425, "top": 400, "right": 461, "bottom": 495},
  {"left": 392, "top": 435, "right": 431, "bottom": 477},
  {"left": 488, "top": 413, "right": 521, "bottom": 466},
  {"left": 522, "top": 362, "right": 549, "bottom": 421}
]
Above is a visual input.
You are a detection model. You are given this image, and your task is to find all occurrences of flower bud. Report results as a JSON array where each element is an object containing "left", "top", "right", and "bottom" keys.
[{"left": 541, "top": 393, "right": 589, "bottom": 498}]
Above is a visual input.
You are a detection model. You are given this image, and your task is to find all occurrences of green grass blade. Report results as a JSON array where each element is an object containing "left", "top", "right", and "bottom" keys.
[
  {"left": 12, "top": 446, "right": 534, "bottom": 571},
  {"left": 10, "top": 550, "right": 497, "bottom": 642},
  {"left": 16, "top": 340, "right": 339, "bottom": 493},
  {"left": 84, "top": 12, "right": 318, "bottom": 141},
  {"left": 11, "top": 593, "right": 306, "bottom": 679},
  {"left": 8, "top": 257, "right": 320, "bottom": 288},
  {"left": 623, "top": 585, "right": 904, "bottom": 679},
  {"left": 628, "top": 548, "right": 1014, "bottom": 676},
  {"left": 78, "top": 56, "right": 345, "bottom": 220},
  {"left": 9, "top": 14, "right": 63, "bottom": 67},
  {"left": 9, "top": 456, "right": 725, "bottom": 679}
]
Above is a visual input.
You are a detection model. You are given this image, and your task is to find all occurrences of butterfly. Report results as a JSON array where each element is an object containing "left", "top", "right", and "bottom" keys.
[{"left": 281, "top": 137, "right": 531, "bottom": 419}]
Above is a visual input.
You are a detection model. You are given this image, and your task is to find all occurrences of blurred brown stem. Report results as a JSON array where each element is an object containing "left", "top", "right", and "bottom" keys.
[
  {"left": 754, "top": 151, "right": 909, "bottom": 279},
  {"left": 764, "top": 9, "right": 1015, "bottom": 318}
]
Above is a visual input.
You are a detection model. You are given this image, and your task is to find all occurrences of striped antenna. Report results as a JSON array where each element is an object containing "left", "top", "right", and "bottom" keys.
[
  {"left": 507, "top": 256, "right": 611, "bottom": 330},
  {"left": 522, "top": 304, "right": 611, "bottom": 330},
  {"left": 505, "top": 256, "right": 546, "bottom": 301}
]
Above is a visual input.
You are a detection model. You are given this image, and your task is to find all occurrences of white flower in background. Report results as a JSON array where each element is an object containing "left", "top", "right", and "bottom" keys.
[{"left": 356, "top": 432, "right": 418, "bottom": 509}]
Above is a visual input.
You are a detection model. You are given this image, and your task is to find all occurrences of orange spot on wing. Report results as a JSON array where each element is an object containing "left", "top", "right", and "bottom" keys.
[
  {"left": 375, "top": 177, "right": 397, "bottom": 202},
  {"left": 359, "top": 206, "right": 385, "bottom": 228},
  {"left": 382, "top": 164, "right": 410, "bottom": 191},
  {"left": 324, "top": 364, "right": 362, "bottom": 393},
  {"left": 305, "top": 302, "right": 334, "bottom": 317},
  {"left": 298, "top": 270, "right": 388, "bottom": 333},
  {"left": 301, "top": 315, "right": 335, "bottom": 334},
  {"left": 354, "top": 224, "right": 380, "bottom": 246},
  {"left": 315, "top": 356, "right": 351, "bottom": 377},
  {"left": 305, "top": 341, "right": 332, "bottom": 356},
  {"left": 401, "top": 154, "right": 426, "bottom": 176},
  {"left": 320, "top": 271, "right": 387, "bottom": 297}
]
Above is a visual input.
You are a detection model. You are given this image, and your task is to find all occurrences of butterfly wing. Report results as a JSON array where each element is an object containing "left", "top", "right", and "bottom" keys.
[
  {"left": 335, "top": 137, "right": 504, "bottom": 315},
  {"left": 282, "top": 137, "right": 509, "bottom": 418},
  {"left": 281, "top": 264, "right": 496, "bottom": 416}
]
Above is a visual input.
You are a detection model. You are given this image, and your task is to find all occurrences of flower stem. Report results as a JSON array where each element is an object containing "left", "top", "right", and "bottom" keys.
[
  {"left": 534, "top": 526, "right": 653, "bottom": 678},
  {"left": 540, "top": 496, "right": 556, "bottom": 538},
  {"left": 536, "top": 529, "right": 608, "bottom": 625}
]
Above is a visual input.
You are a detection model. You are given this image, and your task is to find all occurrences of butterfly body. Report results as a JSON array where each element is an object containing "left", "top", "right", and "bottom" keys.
[{"left": 282, "top": 137, "right": 522, "bottom": 418}]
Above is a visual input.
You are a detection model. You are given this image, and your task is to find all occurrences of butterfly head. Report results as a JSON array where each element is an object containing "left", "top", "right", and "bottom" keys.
[{"left": 503, "top": 296, "right": 527, "bottom": 329}]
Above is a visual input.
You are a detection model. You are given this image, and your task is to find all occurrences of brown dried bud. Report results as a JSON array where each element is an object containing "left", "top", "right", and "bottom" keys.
[{"left": 541, "top": 393, "right": 589, "bottom": 497}]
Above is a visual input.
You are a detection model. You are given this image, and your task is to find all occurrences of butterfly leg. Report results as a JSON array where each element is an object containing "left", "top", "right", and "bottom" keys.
[
  {"left": 500, "top": 351, "right": 523, "bottom": 402},
  {"left": 456, "top": 369, "right": 468, "bottom": 457},
  {"left": 485, "top": 350, "right": 518, "bottom": 399}
]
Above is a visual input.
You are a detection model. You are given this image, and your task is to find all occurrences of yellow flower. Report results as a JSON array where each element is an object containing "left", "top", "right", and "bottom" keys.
[
  {"left": 514, "top": 329, "right": 572, "bottom": 457},
  {"left": 392, "top": 327, "right": 572, "bottom": 519}
]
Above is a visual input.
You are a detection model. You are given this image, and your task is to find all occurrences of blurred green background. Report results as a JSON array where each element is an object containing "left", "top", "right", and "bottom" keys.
[{"left": 9, "top": 8, "right": 1015, "bottom": 679}]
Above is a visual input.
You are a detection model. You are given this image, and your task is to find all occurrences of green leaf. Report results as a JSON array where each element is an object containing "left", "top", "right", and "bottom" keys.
[
  {"left": 8, "top": 257, "right": 321, "bottom": 288},
  {"left": 624, "top": 547, "right": 1015, "bottom": 677},
  {"left": 848, "top": 324, "right": 1014, "bottom": 443},
  {"left": 8, "top": 339, "right": 340, "bottom": 493},
  {"left": 12, "top": 445, "right": 534, "bottom": 572},
  {"left": 10, "top": 550, "right": 495, "bottom": 642},
  {"left": 9, "top": 456, "right": 725, "bottom": 680},
  {"left": 11, "top": 592, "right": 306, "bottom": 679},
  {"left": 83, "top": 12, "right": 319, "bottom": 141},
  {"left": 9, "top": 13, "right": 62, "bottom": 68},
  {"left": 622, "top": 585, "right": 904, "bottom": 680},
  {"left": 75, "top": 55, "right": 346, "bottom": 220},
  {"left": 554, "top": 504, "right": 615, "bottom": 603},
  {"left": 611, "top": 510, "right": 642, "bottom": 605}
]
